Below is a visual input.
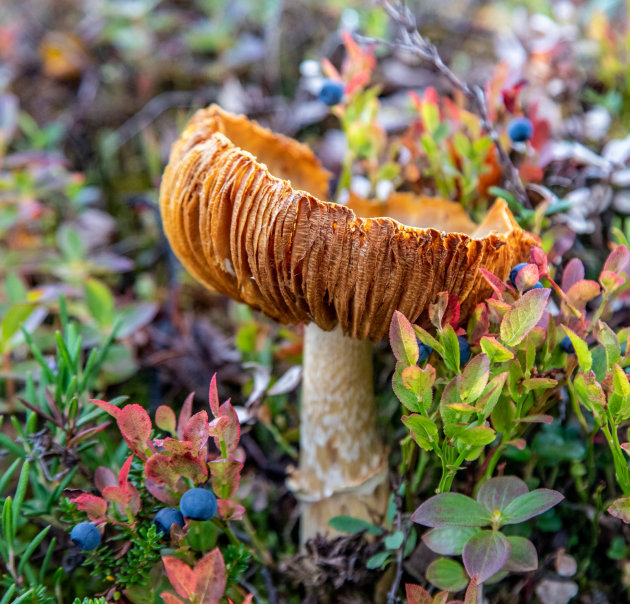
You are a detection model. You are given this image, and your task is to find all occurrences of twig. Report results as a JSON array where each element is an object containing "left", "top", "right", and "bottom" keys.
[
  {"left": 387, "top": 482, "right": 410, "bottom": 604},
  {"left": 358, "top": 0, "right": 532, "bottom": 210}
]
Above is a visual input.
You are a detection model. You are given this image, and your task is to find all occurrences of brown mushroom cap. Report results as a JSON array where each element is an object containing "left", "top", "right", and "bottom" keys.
[{"left": 160, "top": 105, "right": 538, "bottom": 341}]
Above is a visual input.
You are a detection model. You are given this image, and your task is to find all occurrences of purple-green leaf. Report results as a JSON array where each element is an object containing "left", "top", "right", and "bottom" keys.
[
  {"left": 411, "top": 493, "right": 492, "bottom": 527},
  {"left": 390, "top": 311, "right": 419, "bottom": 366},
  {"left": 462, "top": 530, "right": 510, "bottom": 583},
  {"left": 422, "top": 526, "right": 481, "bottom": 555},
  {"left": 607, "top": 497, "right": 630, "bottom": 523},
  {"left": 502, "top": 489, "right": 564, "bottom": 524},
  {"left": 426, "top": 558, "right": 469, "bottom": 592},
  {"left": 503, "top": 536, "right": 538, "bottom": 572},
  {"left": 500, "top": 288, "right": 550, "bottom": 347},
  {"left": 476, "top": 476, "right": 529, "bottom": 513}
]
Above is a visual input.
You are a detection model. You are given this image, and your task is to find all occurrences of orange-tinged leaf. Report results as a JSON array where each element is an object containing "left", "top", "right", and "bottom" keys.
[
  {"left": 70, "top": 493, "right": 107, "bottom": 521},
  {"left": 214, "top": 402, "right": 240, "bottom": 455},
  {"left": 193, "top": 548, "right": 226, "bottom": 604},
  {"left": 216, "top": 499, "right": 245, "bottom": 520},
  {"left": 161, "top": 594, "right": 185, "bottom": 604},
  {"left": 118, "top": 404, "right": 154, "bottom": 460},
  {"left": 390, "top": 310, "right": 419, "bottom": 366},
  {"left": 209, "top": 458, "right": 243, "bottom": 499},
  {"left": 209, "top": 376, "right": 220, "bottom": 418},
  {"left": 145, "top": 454, "right": 179, "bottom": 487},
  {"left": 604, "top": 244, "right": 630, "bottom": 274},
  {"left": 163, "top": 557, "right": 196, "bottom": 601},
  {"left": 169, "top": 453, "right": 209, "bottom": 483},
  {"left": 183, "top": 411, "right": 210, "bottom": 456},
  {"left": 566, "top": 280, "right": 600, "bottom": 310},
  {"left": 90, "top": 398, "right": 121, "bottom": 419},
  {"left": 405, "top": 583, "right": 432, "bottom": 604},
  {"left": 156, "top": 406, "right": 177, "bottom": 435},
  {"left": 177, "top": 392, "right": 194, "bottom": 440}
]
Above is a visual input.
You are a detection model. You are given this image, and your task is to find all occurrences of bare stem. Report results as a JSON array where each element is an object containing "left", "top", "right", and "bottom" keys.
[{"left": 357, "top": 0, "right": 532, "bottom": 209}]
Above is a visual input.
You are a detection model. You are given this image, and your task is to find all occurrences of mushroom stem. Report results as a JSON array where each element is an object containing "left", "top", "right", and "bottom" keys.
[{"left": 289, "top": 323, "right": 389, "bottom": 545}]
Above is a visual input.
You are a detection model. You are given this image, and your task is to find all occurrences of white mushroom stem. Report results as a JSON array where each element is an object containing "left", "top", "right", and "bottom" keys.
[{"left": 288, "top": 323, "right": 389, "bottom": 545}]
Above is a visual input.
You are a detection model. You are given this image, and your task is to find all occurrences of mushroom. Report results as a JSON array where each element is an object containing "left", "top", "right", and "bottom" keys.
[{"left": 159, "top": 105, "right": 538, "bottom": 544}]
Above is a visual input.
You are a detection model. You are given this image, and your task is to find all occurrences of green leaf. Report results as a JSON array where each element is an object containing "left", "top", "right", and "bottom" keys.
[
  {"left": 502, "top": 489, "right": 564, "bottom": 524},
  {"left": 562, "top": 327, "right": 592, "bottom": 373},
  {"left": 390, "top": 310, "right": 419, "bottom": 366},
  {"left": 480, "top": 337, "right": 514, "bottom": 363},
  {"left": 442, "top": 325, "right": 461, "bottom": 373},
  {"left": 366, "top": 551, "right": 391, "bottom": 569},
  {"left": 402, "top": 414, "right": 439, "bottom": 451},
  {"left": 12, "top": 461, "right": 29, "bottom": 540},
  {"left": 596, "top": 322, "right": 620, "bottom": 371},
  {"left": 413, "top": 325, "right": 444, "bottom": 357},
  {"left": 328, "top": 515, "right": 382, "bottom": 535},
  {"left": 426, "top": 558, "right": 469, "bottom": 592},
  {"left": 392, "top": 364, "right": 424, "bottom": 412},
  {"left": 85, "top": 278, "right": 115, "bottom": 328},
  {"left": 400, "top": 365, "right": 435, "bottom": 413},
  {"left": 17, "top": 525, "right": 50, "bottom": 575},
  {"left": 411, "top": 493, "right": 492, "bottom": 527},
  {"left": 384, "top": 530, "right": 404, "bottom": 550},
  {"left": 1, "top": 304, "right": 34, "bottom": 346},
  {"left": 459, "top": 354, "right": 490, "bottom": 402},
  {"left": 500, "top": 289, "right": 550, "bottom": 346},
  {"left": 456, "top": 426, "right": 496, "bottom": 447},
  {"left": 477, "top": 373, "right": 508, "bottom": 419},
  {"left": 423, "top": 526, "right": 481, "bottom": 555}
]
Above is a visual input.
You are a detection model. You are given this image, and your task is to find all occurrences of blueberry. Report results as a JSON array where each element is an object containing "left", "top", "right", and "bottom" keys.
[
  {"left": 70, "top": 522, "right": 101, "bottom": 551},
  {"left": 154, "top": 508, "right": 185, "bottom": 537},
  {"left": 560, "top": 336, "right": 574, "bottom": 354},
  {"left": 524, "top": 281, "right": 543, "bottom": 293},
  {"left": 418, "top": 341, "right": 433, "bottom": 363},
  {"left": 508, "top": 117, "right": 534, "bottom": 143},
  {"left": 179, "top": 488, "right": 218, "bottom": 521},
  {"left": 509, "top": 263, "right": 528, "bottom": 288},
  {"left": 458, "top": 336, "right": 471, "bottom": 367},
  {"left": 318, "top": 80, "right": 344, "bottom": 106}
]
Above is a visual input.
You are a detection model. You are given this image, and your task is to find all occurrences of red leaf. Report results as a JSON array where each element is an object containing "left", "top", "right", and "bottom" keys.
[
  {"left": 193, "top": 548, "right": 226, "bottom": 604},
  {"left": 156, "top": 406, "right": 177, "bottom": 436},
  {"left": 468, "top": 303, "right": 489, "bottom": 345},
  {"left": 183, "top": 411, "right": 210, "bottom": 456},
  {"left": 405, "top": 583, "right": 432, "bottom": 604},
  {"left": 145, "top": 479, "right": 178, "bottom": 505},
  {"left": 209, "top": 375, "right": 220, "bottom": 418},
  {"left": 561, "top": 258, "right": 585, "bottom": 292},
  {"left": 443, "top": 294, "right": 461, "bottom": 329},
  {"left": 163, "top": 556, "right": 196, "bottom": 601},
  {"left": 90, "top": 398, "right": 121, "bottom": 419},
  {"left": 479, "top": 268, "right": 507, "bottom": 298},
  {"left": 177, "top": 392, "right": 194, "bottom": 440},
  {"left": 70, "top": 493, "right": 107, "bottom": 521},
  {"left": 118, "top": 455, "right": 134, "bottom": 487},
  {"left": 117, "top": 404, "right": 154, "bottom": 460},
  {"left": 102, "top": 485, "right": 132, "bottom": 505}
]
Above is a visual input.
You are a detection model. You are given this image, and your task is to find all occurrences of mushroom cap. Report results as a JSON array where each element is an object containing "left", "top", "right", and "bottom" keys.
[{"left": 160, "top": 105, "right": 538, "bottom": 341}]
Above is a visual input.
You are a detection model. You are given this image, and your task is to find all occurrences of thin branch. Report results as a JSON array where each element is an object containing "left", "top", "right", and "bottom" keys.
[{"left": 359, "top": 0, "right": 532, "bottom": 210}]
